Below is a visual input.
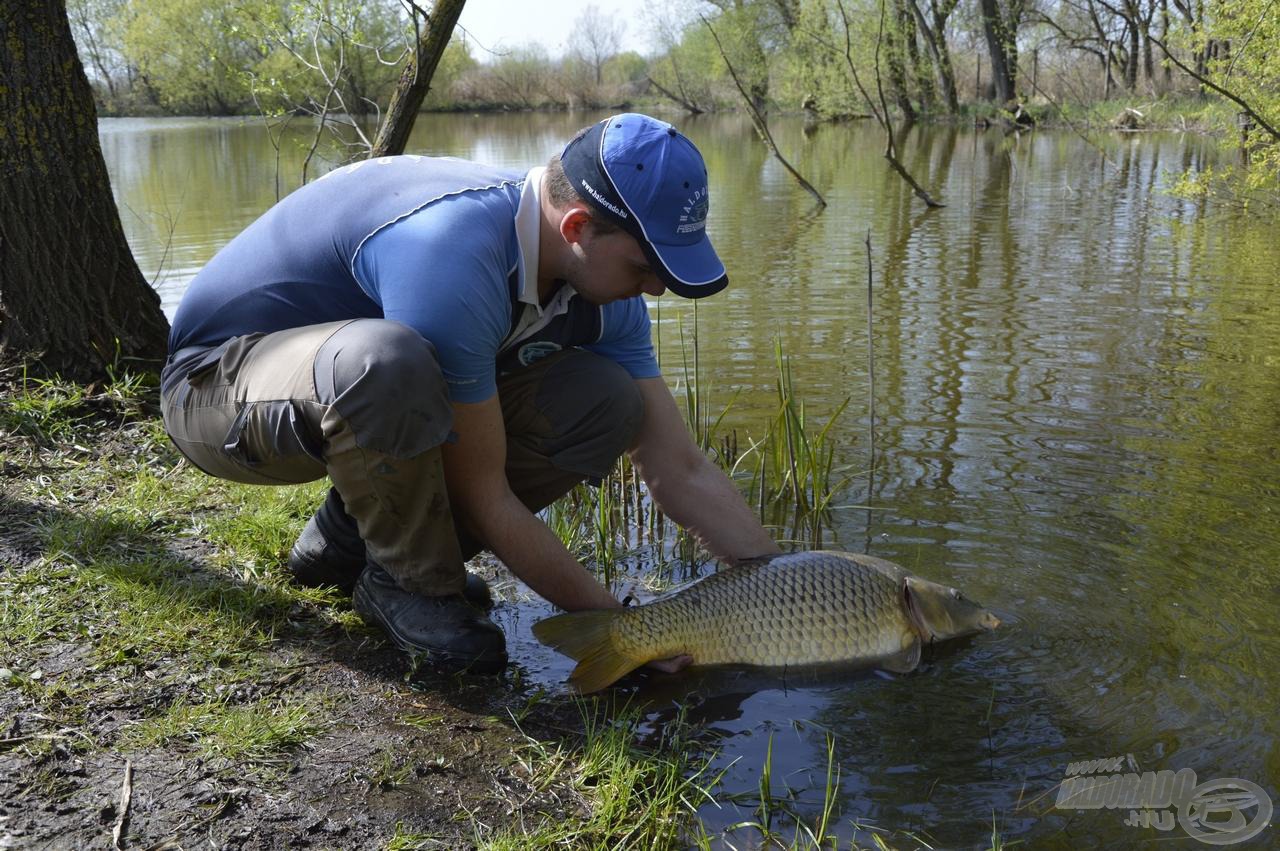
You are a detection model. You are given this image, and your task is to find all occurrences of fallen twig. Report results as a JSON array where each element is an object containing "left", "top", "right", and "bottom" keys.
[{"left": 112, "top": 759, "right": 133, "bottom": 850}]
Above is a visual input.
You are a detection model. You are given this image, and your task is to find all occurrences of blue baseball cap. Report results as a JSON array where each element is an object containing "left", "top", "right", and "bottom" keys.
[{"left": 560, "top": 114, "right": 728, "bottom": 299}]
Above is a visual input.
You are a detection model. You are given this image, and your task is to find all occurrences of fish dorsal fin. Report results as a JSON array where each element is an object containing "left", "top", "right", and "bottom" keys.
[{"left": 880, "top": 635, "right": 922, "bottom": 674}]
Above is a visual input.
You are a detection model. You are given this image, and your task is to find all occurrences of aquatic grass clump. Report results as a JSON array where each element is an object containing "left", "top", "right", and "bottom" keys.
[
  {"left": 482, "top": 701, "right": 719, "bottom": 849},
  {"left": 542, "top": 331, "right": 859, "bottom": 588},
  {"left": 746, "top": 338, "right": 858, "bottom": 548},
  {"left": 716, "top": 732, "right": 845, "bottom": 850}
]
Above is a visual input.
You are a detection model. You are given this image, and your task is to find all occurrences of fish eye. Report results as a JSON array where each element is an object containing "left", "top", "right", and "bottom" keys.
[{"left": 950, "top": 589, "right": 964, "bottom": 600}]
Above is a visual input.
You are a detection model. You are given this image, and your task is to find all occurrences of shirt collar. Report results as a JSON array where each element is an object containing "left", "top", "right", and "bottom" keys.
[{"left": 515, "top": 166, "right": 545, "bottom": 310}]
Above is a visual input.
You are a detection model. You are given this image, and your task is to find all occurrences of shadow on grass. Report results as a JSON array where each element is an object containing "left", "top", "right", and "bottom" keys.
[{"left": 0, "top": 490, "right": 547, "bottom": 723}]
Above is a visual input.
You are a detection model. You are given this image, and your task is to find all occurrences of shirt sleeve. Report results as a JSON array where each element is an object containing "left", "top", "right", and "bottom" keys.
[
  {"left": 585, "top": 297, "right": 660, "bottom": 380},
  {"left": 351, "top": 194, "right": 512, "bottom": 403}
]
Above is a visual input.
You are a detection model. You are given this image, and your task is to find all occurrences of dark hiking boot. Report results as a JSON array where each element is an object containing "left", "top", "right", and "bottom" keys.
[
  {"left": 352, "top": 561, "right": 507, "bottom": 675},
  {"left": 288, "top": 488, "right": 365, "bottom": 594},
  {"left": 289, "top": 487, "right": 493, "bottom": 608}
]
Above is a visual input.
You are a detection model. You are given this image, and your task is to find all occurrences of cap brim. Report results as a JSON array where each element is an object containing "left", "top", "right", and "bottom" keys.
[{"left": 642, "top": 236, "right": 729, "bottom": 299}]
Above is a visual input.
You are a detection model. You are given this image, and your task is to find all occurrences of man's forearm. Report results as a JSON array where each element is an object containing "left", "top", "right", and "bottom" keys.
[
  {"left": 644, "top": 454, "right": 780, "bottom": 564},
  {"left": 468, "top": 491, "right": 620, "bottom": 611}
]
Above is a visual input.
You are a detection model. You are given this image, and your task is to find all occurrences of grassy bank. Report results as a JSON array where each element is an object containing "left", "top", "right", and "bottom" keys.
[
  {"left": 0, "top": 368, "right": 999, "bottom": 849},
  {"left": 0, "top": 370, "right": 715, "bottom": 848}
]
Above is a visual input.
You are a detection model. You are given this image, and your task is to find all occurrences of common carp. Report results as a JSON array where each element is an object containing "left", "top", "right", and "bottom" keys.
[{"left": 533, "top": 550, "right": 1000, "bottom": 694}]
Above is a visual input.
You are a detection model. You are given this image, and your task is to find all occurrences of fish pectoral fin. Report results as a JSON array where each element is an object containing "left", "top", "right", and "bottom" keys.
[{"left": 879, "top": 637, "right": 922, "bottom": 674}]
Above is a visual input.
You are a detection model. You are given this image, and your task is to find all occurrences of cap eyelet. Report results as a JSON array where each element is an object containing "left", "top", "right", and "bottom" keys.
[{"left": 636, "top": 164, "right": 644, "bottom": 171}]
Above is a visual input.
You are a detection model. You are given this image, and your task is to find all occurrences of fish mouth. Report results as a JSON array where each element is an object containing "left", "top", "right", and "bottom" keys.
[{"left": 982, "top": 612, "right": 1002, "bottom": 630}]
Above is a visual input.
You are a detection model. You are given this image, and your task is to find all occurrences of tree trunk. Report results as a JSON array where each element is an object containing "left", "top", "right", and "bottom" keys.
[
  {"left": 370, "top": 0, "right": 467, "bottom": 159},
  {"left": 893, "top": 0, "right": 934, "bottom": 111},
  {"left": 908, "top": 0, "right": 959, "bottom": 113},
  {"left": 978, "top": 0, "right": 1015, "bottom": 104},
  {"left": 1, "top": 0, "right": 169, "bottom": 380},
  {"left": 885, "top": 0, "right": 918, "bottom": 121},
  {"left": 1124, "top": 13, "right": 1140, "bottom": 90}
]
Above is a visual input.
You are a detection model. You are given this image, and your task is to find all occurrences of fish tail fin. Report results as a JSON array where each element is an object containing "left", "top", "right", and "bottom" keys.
[{"left": 532, "top": 610, "right": 643, "bottom": 694}]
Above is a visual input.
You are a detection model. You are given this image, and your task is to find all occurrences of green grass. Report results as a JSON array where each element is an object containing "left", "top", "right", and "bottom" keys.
[
  {"left": 480, "top": 701, "right": 719, "bottom": 849},
  {"left": 124, "top": 694, "right": 321, "bottom": 774}
]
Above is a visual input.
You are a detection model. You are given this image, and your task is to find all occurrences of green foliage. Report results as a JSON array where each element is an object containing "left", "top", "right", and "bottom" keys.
[
  {"left": 776, "top": 0, "right": 871, "bottom": 118},
  {"left": 118, "top": 0, "right": 264, "bottom": 113},
  {"left": 648, "top": 18, "right": 728, "bottom": 112},
  {"left": 101, "top": 0, "right": 409, "bottom": 116},
  {"left": 485, "top": 702, "right": 717, "bottom": 849},
  {"left": 1165, "top": 0, "right": 1280, "bottom": 199},
  {"left": 604, "top": 50, "right": 648, "bottom": 87},
  {"left": 125, "top": 695, "right": 320, "bottom": 772},
  {"left": 423, "top": 38, "right": 479, "bottom": 109}
]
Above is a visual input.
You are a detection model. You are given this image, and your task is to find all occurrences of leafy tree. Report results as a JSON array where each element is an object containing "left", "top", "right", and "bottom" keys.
[
  {"left": 422, "top": 37, "right": 478, "bottom": 109},
  {"left": 1164, "top": 0, "right": 1280, "bottom": 200},
  {"left": 648, "top": 11, "right": 725, "bottom": 113},
  {"left": 119, "top": 0, "right": 267, "bottom": 114}
]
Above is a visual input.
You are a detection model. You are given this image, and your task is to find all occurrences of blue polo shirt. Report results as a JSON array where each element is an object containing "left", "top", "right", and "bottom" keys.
[{"left": 168, "top": 155, "right": 659, "bottom": 403}]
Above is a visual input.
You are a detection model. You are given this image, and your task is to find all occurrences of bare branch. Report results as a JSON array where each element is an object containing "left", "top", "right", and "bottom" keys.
[
  {"left": 702, "top": 15, "right": 827, "bottom": 208},
  {"left": 647, "top": 75, "right": 704, "bottom": 114},
  {"left": 825, "top": 0, "right": 944, "bottom": 207}
]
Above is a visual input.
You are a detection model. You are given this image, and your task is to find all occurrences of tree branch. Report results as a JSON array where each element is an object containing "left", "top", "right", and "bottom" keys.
[
  {"left": 646, "top": 75, "right": 704, "bottom": 114},
  {"left": 702, "top": 15, "right": 827, "bottom": 208},
  {"left": 1090, "top": 0, "right": 1279, "bottom": 141}
]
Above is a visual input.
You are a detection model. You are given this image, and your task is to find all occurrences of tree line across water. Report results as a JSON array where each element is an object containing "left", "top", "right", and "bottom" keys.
[
  {"left": 2, "top": 0, "right": 1276, "bottom": 381},
  {"left": 70, "top": 0, "right": 1278, "bottom": 127}
]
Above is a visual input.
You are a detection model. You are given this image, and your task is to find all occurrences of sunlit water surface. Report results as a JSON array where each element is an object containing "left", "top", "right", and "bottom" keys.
[{"left": 101, "top": 113, "right": 1280, "bottom": 848}]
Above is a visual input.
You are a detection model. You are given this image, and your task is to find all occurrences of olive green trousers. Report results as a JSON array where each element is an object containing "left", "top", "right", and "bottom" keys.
[{"left": 160, "top": 319, "right": 643, "bottom": 596}]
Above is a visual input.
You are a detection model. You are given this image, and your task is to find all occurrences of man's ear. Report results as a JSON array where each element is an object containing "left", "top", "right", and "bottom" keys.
[{"left": 558, "top": 206, "right": 594, "bottom": 246}]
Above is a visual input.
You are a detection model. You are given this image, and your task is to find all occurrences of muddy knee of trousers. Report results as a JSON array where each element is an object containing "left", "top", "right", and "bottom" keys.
[
  {"left": 315, "top": 318, "right": 453, "bottom": 457},
  {"left": 507, "top": 350, "right": 645, "bottom": 480}
]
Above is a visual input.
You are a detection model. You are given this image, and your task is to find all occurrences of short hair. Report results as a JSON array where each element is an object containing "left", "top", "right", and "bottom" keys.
[{"left": 545, "top": 129, "right": 620, "bottom": 235}]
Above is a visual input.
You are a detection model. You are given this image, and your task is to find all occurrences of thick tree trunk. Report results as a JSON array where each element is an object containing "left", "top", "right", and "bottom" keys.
[
  {"left": 370, "top": 0, "right": 466, "bottom": 159},
  {"left": 978, "top": 0, "right": 1016, "bottom": 104},
  {"left": 885, "top": 0, "right": 918, "bottom": 122},
  {"left": 908, "top": 0, "right": 960, "bottom": 113},
  {"left": 1, "top": 0, "right": 169, "bottom": 380}
]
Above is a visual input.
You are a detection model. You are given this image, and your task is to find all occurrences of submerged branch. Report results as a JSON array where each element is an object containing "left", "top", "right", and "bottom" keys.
[
  {"left": 701, "top": 16, "right": 827, "bottom": 209},
  {"left": 821, "top": 0, "right": 944, "bottom": 208},
  {"left": 646, "top": 75, "right": 704, "bottom": 115}
]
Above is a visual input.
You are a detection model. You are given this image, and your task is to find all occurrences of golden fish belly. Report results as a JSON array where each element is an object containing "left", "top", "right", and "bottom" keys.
[{"left": 613, "top": 553, "right": 916, "bottom": 668}]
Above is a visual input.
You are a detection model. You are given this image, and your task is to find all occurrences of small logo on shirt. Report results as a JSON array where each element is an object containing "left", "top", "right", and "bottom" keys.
[{"left": 518, "top": 341, "right": 562, "bottom": 367}]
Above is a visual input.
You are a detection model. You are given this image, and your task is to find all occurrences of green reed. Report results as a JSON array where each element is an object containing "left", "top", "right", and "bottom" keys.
[
  {"left": 542, "top": 326, "right": 859, "bottom": 593},
  {"left": 747, "top": 337, "right": 857, "bottom": 548}
]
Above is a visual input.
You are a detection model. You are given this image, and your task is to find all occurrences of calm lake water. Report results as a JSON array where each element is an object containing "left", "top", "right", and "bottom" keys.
[{"left": 100, "top": 113, "right": 1280, "bottom": 848}]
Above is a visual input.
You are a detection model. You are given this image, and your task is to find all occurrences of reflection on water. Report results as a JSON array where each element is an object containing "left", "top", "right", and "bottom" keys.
[{"left": 100, "top": 114, "right": 1280, "bottom": 848}]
